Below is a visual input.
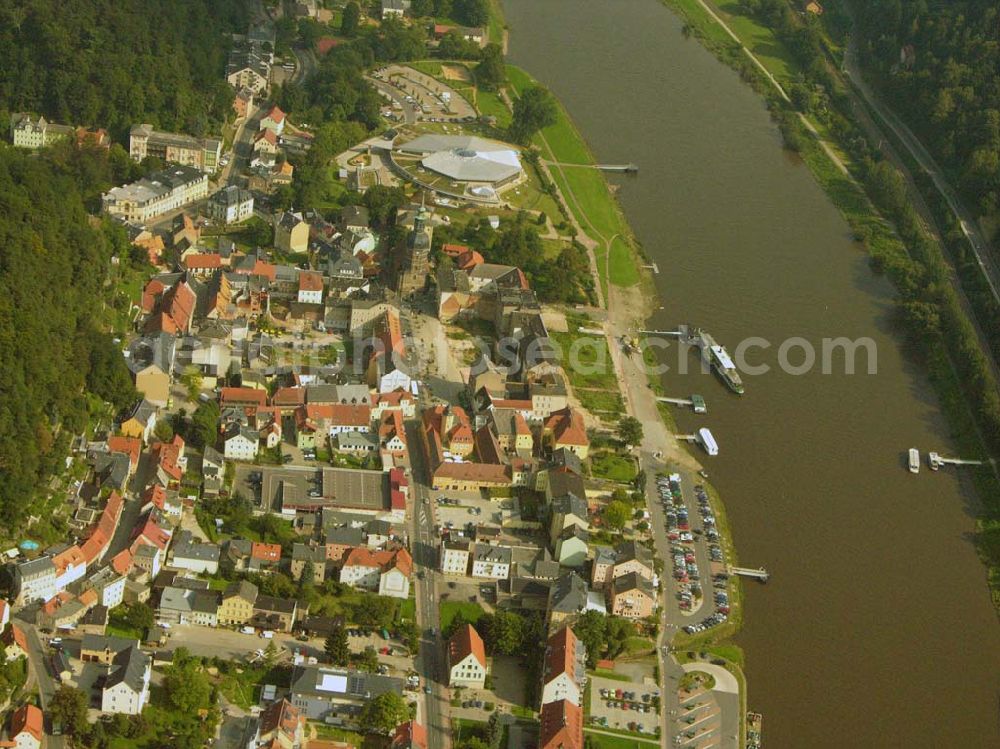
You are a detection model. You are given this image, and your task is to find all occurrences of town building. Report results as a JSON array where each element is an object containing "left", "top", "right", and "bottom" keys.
[
  {"left": 219, "top": 580, "right": 259, "bottom": 626},
  {"left": 469, "top": 544, "right": 512, "bottom": 580},
  {"left": 607, "top": 572, "right": 656, "bottom": 619},
  {"left": 14, "top": 557, "right": 57, "bottom": 605},
  {"left": 102, "top": 165, "right": 209, "bottom": 223},
  {"left": 7, "top": 704, "right": 43, "bottom": 749},
  {"left": 275, "top": 211, "right": 310, "bottom": 253},
  {"left": 101, "top": 646, "right": 151, "bottom": 715},
  {"left": 540, "top": 626, "right": 587, "bottom": 707},
  {"left": 447, "top": 624, "right": 488, "bottom": 688},
  {"left": 538, "top": 699, "right": 583, "bottom": 749},
  {"left": 440, "top": 538, "right": 471, "bottom": 575},
  {"left": 129, "top": 125, "right": 222, "bottom": 173},
  {"left": 209, "top": 185, "right": 255, "bottom": 225},
  {"left": 289, "top": 665, "right": 404, "bottom": 726},
  {"left": 10, "top": 113, "right": 73, "bottom": 149}
]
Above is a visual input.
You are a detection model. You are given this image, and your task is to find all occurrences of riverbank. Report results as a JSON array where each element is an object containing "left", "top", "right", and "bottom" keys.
[
  {"left": 501, "top": 58, "right": 750, "bottom": 745},
  {"left": 660, "top": 0, "right": 1000, "bottom": 612}
]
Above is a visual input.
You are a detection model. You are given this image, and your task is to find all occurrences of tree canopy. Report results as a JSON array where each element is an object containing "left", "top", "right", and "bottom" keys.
[
  {"left": 855, "top": 1, "right": 1000, "bottom": 217},
  {"left": 359, "top": 691, "right": 412, "bottom": 734},
  {"left": 509, "top": 85, "right": 558, "bottom": 144},
  {"left": 0, "top": 0, "right": 248, "bottom": 139}
]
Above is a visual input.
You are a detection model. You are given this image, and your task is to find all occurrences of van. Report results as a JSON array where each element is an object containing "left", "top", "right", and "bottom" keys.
[
  {"left": 260, "top": 630, "right": 274, "bottom": 639},
  {"left": 241, "top": 626, "right": 256, "bottom": 635}
]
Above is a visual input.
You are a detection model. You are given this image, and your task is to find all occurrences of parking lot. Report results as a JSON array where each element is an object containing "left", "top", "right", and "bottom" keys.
[
  {"left": 233, "top": 463, "right": 322, "bottom": 512},
  {"left": 433, "top": 490, "right": 505, "bottom": 532},
  {"left": 374, "top": 65, "right": 477, "bottom": 122},
  {"left": 587, "top": 674, "right": 661, "bottom": 736},
  {"left": 655, "top": 472, "right": 732, "bottom": 634}
]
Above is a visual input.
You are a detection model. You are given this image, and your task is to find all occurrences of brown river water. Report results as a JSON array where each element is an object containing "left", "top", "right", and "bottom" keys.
[{"left": 502, "top": 0, "right": 1000, "bottom": 745}]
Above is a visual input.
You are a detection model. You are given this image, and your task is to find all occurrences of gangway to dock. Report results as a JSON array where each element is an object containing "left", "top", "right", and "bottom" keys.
[
  {"left": 927, "top": 452, "right": 990, "bottom": 471},
  {"left": 657, "top": 394, "right": 707, "bottom": 413},
  {"left": 729, "top": 566, "right": 770, "bottom": 583},
  {"left": 596, "top": 163, "right": 638, "bottom": 173}
]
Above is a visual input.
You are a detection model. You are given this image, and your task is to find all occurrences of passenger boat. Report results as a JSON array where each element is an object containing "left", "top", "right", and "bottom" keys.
[{"left": 908, "top": 448, "right": 920, "bottom": 474}]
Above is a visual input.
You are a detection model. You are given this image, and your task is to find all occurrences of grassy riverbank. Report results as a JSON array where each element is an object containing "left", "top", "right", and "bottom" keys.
[
  {"left": 506, "top": 65, "right": 645, "bottom": 300},
  {"left": 660, "top": 0, "right": 1000, "bottom": 612}
]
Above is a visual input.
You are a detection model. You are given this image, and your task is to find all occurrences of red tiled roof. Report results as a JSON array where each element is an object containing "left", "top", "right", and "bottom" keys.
[
  {"left": 376, "top": 389, "right": 413, "bottom": 407},
  {"left": 299, "top": 271, "right": 324, "bottom": 292},
  {"left": 78, "top": 588, "right": 99, "bottom": 608},
  {"left": 441, "top": 244, "right": 469, "bottom": 257},
  {"left": 456, "top": 249, "right": 484, "bottom": 271},
  {"left": 53, "top": 546, "right": 86, "bottom": 575},
  {"left": 265, "top": 105, "right": 286, "bottom": 124},
  {"left": 3, "top": 623, "right": 28, "bottom": 653},
  {"left": 184, "top": 253, "right": 222, "bottom": 270},
  {"left": 222, "top": 387, "right": 269, "bottom": 407},
  {"left": 10, "top": 704, "right": 43, "bottom": 743},
  {"left": 342, "top": 547, "right": 412, "bottom": 577},
  {"left": 448, "top": 623, "right": 486, "bottom": 671},
  {"left": 393, "top": 720, "right": 428, "bottom": 749},
  {"left": 111, "top": 549, "right": 134, "bottom": 575},
  {"left": 433, "top": 462, "right": 511, "bottom": 485},
  {"left": 252, "top": 542, "right": 282, "bottom": 562},
  {"left": 254, "top": 128, "right": 278, "bottom": 145},
  {"left": 329, "top": 404, "right": 371, "bottom": 427},
  {"left": 107, "top": 436, "right": 141, "bottom": 470},
  {"left": 539, "top": 700, "right": 583, "bottom": 749},
  {"left": 545, "top": 408, "right": 588, "bottom": 447},
  {"left": 259, "top": 698, "right": 300, "bottom": 740},
  {"left": 272, "top": 387, "right": 306, "bottom": 407},
  {"left": 543, "top": 626, "right": 579, "bottom": 684}
]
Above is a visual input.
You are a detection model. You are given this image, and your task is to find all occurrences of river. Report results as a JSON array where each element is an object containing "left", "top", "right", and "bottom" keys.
[{"left": 502, "top": 0, "right": 1000, "bottom": 746}]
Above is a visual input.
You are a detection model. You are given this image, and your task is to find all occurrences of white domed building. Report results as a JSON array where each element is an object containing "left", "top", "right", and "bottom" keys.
[{"left": 392, "top": 134, "right": 526, "bottom": 202}]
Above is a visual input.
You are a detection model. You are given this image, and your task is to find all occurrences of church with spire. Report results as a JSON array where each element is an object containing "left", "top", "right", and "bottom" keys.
[{"left": 396, "top": 193, "right": 433, "bottom": 297}]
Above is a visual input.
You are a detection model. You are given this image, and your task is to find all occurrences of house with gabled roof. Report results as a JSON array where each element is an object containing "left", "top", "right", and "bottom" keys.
[
  {"left": 538, "top": 699, "right": 583, "bottom": 749},
  {"left": 541, "top": 626, "right": 587, "bottom": 707},
  {"left": 447, "top": 624, "right": 487, "bottom": 688},
  {"left": 8, "top": 703, "right": 43, "bottom": 749},
  {"left": 257, "top": 698, "right": 303, "bottom": 749}
]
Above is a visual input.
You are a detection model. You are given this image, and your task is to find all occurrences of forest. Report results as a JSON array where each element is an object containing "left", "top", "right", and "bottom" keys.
[
  {"left": 854, "top": 0, "right": 1000, "bottom": 218},
  {"left": 0, "top": 147, "right": 137, "bottom": 525},
  {"left": 0, "top": 0, "right": 249, "bottom": 139}
]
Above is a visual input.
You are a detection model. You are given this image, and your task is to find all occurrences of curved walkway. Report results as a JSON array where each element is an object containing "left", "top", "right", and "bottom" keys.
[{"left": 681, "top": 662, "right": 739, "bottom": 695}]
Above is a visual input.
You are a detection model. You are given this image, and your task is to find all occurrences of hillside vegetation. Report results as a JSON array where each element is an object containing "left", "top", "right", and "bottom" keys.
[
  {"left": 854, "top": 0, "right": 1000, "bottom": 220},
  {"left": 0, "top": 0, "right": 248, "bottom": 138}
]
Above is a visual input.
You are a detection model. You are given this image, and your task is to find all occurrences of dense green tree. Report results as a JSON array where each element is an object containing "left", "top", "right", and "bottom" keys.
[
  {"left": 354, "top": 645, "right": 380, "bottom": 673},
  {"left": 358, "top": 691, "right": 411, "bottom": 734},
  {"left": 153, "top": 420, "right": 175, "bottom": 443},
  {"left": 122, "top": 601, "right": 154, "bottom": 631},
  {"left": 438, "top": 31, "right": 482, "bottom": 61},
  {"left": 603, "top": 500, "right": 631, "bottom": 532},
  {"left": 341, "top": 2, "right": 361, "bottom": 37},
  {"left": 49, "top": 686, "right": 88, "bottom": 736},
  {"left": 509, "top": 85, "right": 558, "bottom": 144},
  {"left": 480, "top": 609, "right": 525, "bottom": 655},
  {"left": 856, "top": 1, "right": 1000, "bottom": 209},
  {"left": 475, "top": 43, "right": 506, "bottom": 91},
  {"left": 0, "top": 0, "right": 248, "bottom": 138},
  {"left": 454, "top": 0, "right": 489, "bottom": 27},
  {"left": 85, "top": 329, "right": 138, "bottom": 411},
  {"left": 164, "top": 650, "right": 213, "bottom": 713},
  {"left": 324, "top": 625, "right": 350, "bottom": 665},
  {"left": 352, "top": 594, "right": 397, "bottom": 628},
  {"left": 617, "top": 416, "right": 643, "bottom": 446},
  {"left": 189, "top": 400, "right": 220, "bottom": 449}
]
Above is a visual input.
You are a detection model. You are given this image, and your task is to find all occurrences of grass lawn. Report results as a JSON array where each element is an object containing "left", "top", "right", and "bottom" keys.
[
  {"left": 399, "top": 596, "right": 416, "bottom": 622},
  {"left": 577, "top": 389, "right": 625, "bottom": 418},
  {"left": 311, "top": 723, "right": 364, "bottom": 746},
  {"left": 439, "top": 600, "right": 484, "bottom": 633},
  {"left": 589, "top": 668, "right": 632, "bottom": 683},
  {"left": 609, "top": 236, "right": 640, "bottom": 286},
  {"left": 712, "top": 0, "right": 797, "bottom": 84},
  {"left": 549, "top": 330, "right": 616, "bottom": 390},
  {"left": 218, "top": 662, "right": 292, "bottom": 711},
  {"left": 591, "top": 451, "right": 638, "bottom": 482},
  {"left": 624, "top": 637, "right": 655, "bottom": 656}
]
